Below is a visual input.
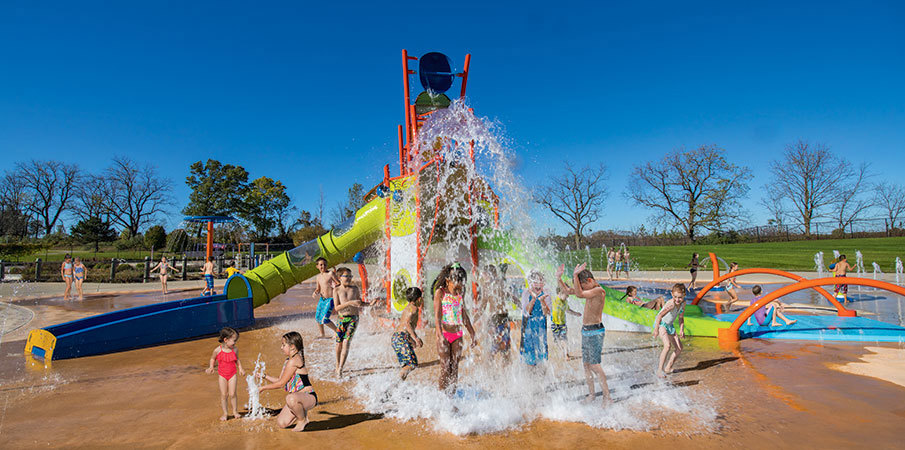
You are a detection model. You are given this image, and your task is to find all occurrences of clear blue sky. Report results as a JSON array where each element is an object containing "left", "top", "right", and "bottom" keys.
[{"left": 2, "top": 1, "right": 903, "bottom": 235}]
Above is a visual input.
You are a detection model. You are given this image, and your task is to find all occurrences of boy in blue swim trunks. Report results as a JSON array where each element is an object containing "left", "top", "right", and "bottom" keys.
[
  {"left": 653, "top": 283, "right": 686, "bottom": 378},
  {"left": 313, "top": 257, "right": 340, "bottom": 339},
  {"left": 201, "top": 258, "right": 215, "bottom": 296},
  {"left": 571, "top": 263, "right": 611, "bottom": 406},
  {"left": 333, "top": 267, "right": 364, "bottom": 378}
]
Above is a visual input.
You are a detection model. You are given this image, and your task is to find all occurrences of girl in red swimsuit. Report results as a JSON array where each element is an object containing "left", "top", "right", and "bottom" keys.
[{"left": 205, "top": 327, "right": 245, "bottom": 421}]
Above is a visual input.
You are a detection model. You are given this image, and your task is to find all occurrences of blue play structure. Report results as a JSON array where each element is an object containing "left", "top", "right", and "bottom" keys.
[
  {"left": 714, "top": 313, "right": 905, "bottom": 342},
  {"left": 25, "top": 275, "right": 255, "bottom": 360}
]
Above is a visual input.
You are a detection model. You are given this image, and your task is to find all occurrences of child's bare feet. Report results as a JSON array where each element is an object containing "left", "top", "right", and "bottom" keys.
[
  {"left": 219, "top": 414, "right": 228, "bottom": 421},
  {"left": 656, "top": 370, "right": 667, "bottom": 379},
  {"left": 582, "top": 394, "right": 595, "bottom": 404},
  {"left": 292, "top": 418, "right": 309, "bottom": 432},
  {"left": 787, "top": 319, "right": 798, "bottom": 326}
]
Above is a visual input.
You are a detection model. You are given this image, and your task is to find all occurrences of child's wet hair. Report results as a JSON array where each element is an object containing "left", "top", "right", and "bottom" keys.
[
  {"left": 671, "top": 283, "right": 687, "bottom": 296},
  {"left": 576, "top": 269, "right": 594, "bottom": 284},
  {"left": 626, "top": 286, "right": 637, "bottom": 296},
  {"left": 528, "top": 270, "right": 544, "bottom": 284},
  {"left": 282, "top": 331, "right": 304, "bottom": 353},
  {"left": 752, "top": 285, "right": 762, "bottom": 295},
  {"left": 405, "top": 287, "right": 423, "bottom": 304},
  {"left": 337, "top": 267, "right": 353, "bottom": 277},
  {"left": 315, "top": 257, "right": 327, "bottom": 265},
  {"left": 838, "top": 254, "right": 846, "bottom": 261},
  {"left": 218, "top": 327, "right": 239, "bottom": 343},
  {"left": 432, "top": 263, "right": 467, "bottom": 296}
]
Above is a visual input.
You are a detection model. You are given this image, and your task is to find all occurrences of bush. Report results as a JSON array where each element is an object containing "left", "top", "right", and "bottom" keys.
[
  {"left": 114, "top": 236, "right": 144, "bottom": 251},
  {"left": 145, "top": 225, "right": 167, "bottom": 251},
  {"left": 0, "top": 242, "right": 49, "bottom": 259},
  {"left": 114, "top": 269, "right": 143, "bottom": 283}
]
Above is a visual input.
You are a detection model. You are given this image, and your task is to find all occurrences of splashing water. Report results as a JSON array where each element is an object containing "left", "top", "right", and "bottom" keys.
[
  {"left": 304, "top": 100, "right": 719, "bottom": 435},
  {"left": 895, "top": 257, "right": 903, "bottom": 286},
  {"left": 245, "top": 354, "right": 267, "bottom": 419},
  {"left": 814, "top": 252, "right": 825, "bottom": 278},
  {"left": 832, "top": 250, "right": 840, "bottom": 260},
  {"left": 855, "top": 251, "right": 866, "bottom": 277},
  {"left": 585, "top": 245, "right": 592, "bottom": 270}
]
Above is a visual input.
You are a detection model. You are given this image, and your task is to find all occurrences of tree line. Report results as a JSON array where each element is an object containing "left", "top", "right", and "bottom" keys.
[
  {"left": 0, "top": 157, "right": 367, "bottom": 254},
  {"left": 538, "top": 140, "right": 905, "bottom": 246}
]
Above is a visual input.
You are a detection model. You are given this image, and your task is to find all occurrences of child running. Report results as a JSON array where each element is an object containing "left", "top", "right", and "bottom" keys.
[
  {"left": 201, "top": 257, "right": 215, "bottom": 296},
  {"left": 392, "top": 287, "right": 424, "bottom": 380},
  {"left": 686, "top": 253, "right": 699, "bottom": 289},
  {"left": 746, "top": 285, "right": 797, "bottom": 327},
  {"left": 652, "top": 283, "right": 686, "bottom": 378},
  {"left": 205, "top": 327, "right": 246, "bottom": 421},
  {"left": 520, "top": 270, "right": 550, "bottom": 366},
  {"left": 312, "top": 257, "right": 340, "bottom": 339},
  {"left": 433, "top": 263, "right": 477, "bottom": 395},
  {"left": 260, "top": 331, "right": 318, "bottom": 432},
  {"left": 571, "top": 263, "right": 611, "bottom": 405},
  {"left": 73, "top": 257, "right": 87, "bottom": 300},
  {"left": 553, "top": 264, "right": 582, "bottom": 359},
  {"left": 333, "top": 267, "right": 364, "bottom": 378},
  {"left": 149, "top": 256, "right": 177, "bottom": 295},
  {"left": 723, "top": 262, "right": 741, "bottom": 311},
  {"left": 832, "top": 254, "right": 853, "bottom": 304},
  {"left": 623, "top": 286, "right": 664, "bottom": 310}
]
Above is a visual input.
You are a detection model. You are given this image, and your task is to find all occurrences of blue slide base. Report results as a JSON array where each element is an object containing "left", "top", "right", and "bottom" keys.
[{"left": 711, "top": 313, "right": 905, "bottom": 342}]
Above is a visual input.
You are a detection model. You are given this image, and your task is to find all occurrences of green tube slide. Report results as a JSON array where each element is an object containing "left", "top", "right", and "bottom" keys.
[{"left": 227, "top": 197, "right": 386, "bottom": 308}]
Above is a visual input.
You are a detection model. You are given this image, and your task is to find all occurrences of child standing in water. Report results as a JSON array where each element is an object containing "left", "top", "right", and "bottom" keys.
[
  {"left": 482, "top": 265, "right": 512, "bottom": 357},
  {"left": 201, "top": 257, "right": 215, "bottom": 296},
  {"left": 392, "top": 287, "right": 424, "bottom": 380},
  {"left": 520, "top": 270, "right": 550, "bottom": 366},
  {"left": 433, "top": 263, "right": 477, "bottom": 395},
  {"left": 312, "top": 257, "right": 340, "bottom": 338},
  {"left": 606, "top": 248, "right": 616, "bottom": 280},
  {"left": 60, "top": 255, "right": 73, "bottom": 300},
  {"left": 333, "top": 267, "right": 364, "bottom": 378},
  {"left": 621, "top": 247, "right": 631, "bottom": 279},
  {"left": 205, "top": 327, "right": 246, "bottom": 421},
  {"left": 723, "top": 262, "right": 741, "bottom": 311},
  {"left": 72, "top": 257, "right": 87, "bottom": 300},
  {"left": 260, "top": 331, "right": 318, "bottom": 432},
  {"left": 832, "top": 254, "right": 853, "bottom": 304},
  {"left": 571, "top": 263, "right": 611, "bottom": 405},
  {"left": 149, "top": 256, "right": 177, "bottom": 295},
  {"left": 553, "top": 264, "right": 582, "bottom": 359},
  {"left": 652, "top": 283, "right": 686, "bottom": 378},
  {"left": 686, "top": 253, "right": 699, "bottom": 289}
]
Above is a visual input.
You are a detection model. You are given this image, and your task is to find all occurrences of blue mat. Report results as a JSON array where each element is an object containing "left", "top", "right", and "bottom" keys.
[{"left": 710, "top": 313, "right": 905, "bottom": 342}]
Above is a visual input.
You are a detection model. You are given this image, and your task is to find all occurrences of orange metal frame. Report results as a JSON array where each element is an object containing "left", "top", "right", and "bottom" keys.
[{"left": 719, "top": 278, "right": 905, "bottom": 342}]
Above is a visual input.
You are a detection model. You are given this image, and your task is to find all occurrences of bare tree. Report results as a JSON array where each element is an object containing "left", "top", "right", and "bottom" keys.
[
  {"left": 536, "top": 162, "right": 608, "bottom": 248},
  {"left": 15, "top": 160, "right": 80, "bottom": 235},
  {"left": 72, "top": 174, "right": 109, "bottom": 221},
  {"left": 767, "top": 140, "right": 858, "bottom": 237},
  {"left": 0, "top": 171, "right": 33, "bottom": 238},
  {"left": 875, "top": 182, "right": 905, "bottom": 229},
  {"left": 100, "top": 156, "right": 173, "bottom": 237},
  {"left": 832, "top": 163, "right": 873, "bottom": 234},
  {"left": 628, "top": 145, "right": 750, "bottom": 243},
  {"left": 759, "top": 186, "right": 788, "bottom": 227}
]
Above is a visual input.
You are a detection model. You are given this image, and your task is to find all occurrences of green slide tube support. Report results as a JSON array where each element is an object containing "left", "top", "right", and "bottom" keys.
[{"left": 229, "top": 196, "right": 387, "bottom": 308}]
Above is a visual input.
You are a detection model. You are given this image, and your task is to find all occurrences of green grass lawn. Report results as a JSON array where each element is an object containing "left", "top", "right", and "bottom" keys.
[{"left": 565, "top": 237, "right": 905, "bottom": 272}]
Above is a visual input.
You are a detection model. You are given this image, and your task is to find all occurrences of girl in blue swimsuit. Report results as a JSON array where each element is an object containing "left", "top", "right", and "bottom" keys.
[
  {"left": 73, "top": 257, "right": 87, "bottom": 300},
  {"left": 652, "top": 283, "right": 686, "bottom": 378}
]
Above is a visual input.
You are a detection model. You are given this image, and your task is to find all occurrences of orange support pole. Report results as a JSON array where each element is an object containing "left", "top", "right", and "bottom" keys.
[
  {"left": 459, "top": 53, "right": 471, "bottom": 99},
  {"left": 205, "top": 221, "right": 213, "bottom": 262},
  {"left": 402, "top": 50, "right": 414, "bottom": 146},
  {"left": 720, "top": 278, "right": 905, "bottom": 342},
  {"left": 398, "top": 125, "right": 406, "bottom": 176},
  {"left": 709, "top": 252, "right": 720, "bottom": 281},
  {"left": 383, "top": 164, "right": 392, "bottom": 314}
]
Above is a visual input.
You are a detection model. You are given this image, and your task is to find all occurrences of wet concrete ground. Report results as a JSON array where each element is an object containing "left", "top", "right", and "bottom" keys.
[{"left": 0, "top": 283, "right": 903, "bottom": 448}]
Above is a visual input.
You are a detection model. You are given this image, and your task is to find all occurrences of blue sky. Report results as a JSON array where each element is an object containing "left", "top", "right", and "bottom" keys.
[{"left": 1, "top": 1, "right": 903, "bottom": 235}]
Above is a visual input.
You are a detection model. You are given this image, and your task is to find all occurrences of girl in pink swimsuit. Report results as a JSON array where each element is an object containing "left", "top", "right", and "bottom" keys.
[
  {"left": 432, "top": 263, "right": 477, "bottom": 395},
  {"left": 205, "top": 327, "right": 245, "bottom": 421}
]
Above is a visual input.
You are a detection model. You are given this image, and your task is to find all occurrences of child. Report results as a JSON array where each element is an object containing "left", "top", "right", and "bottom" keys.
[
  {"left": 606, "top": 248, "right": 616, "bottom": 281},
  {"left": 201, "top": 257, "right": 215, "bottom": 296},
  {"left": 73, "top": 257, "right": 87, "bottom": 300},
  {"left": 686, "top": 253, "right": 699, "bottom": 289},
  {"left": 312, "top": 257, "right": 341, "bottom": 338},
  {"left": 205, "top": 327, "right": 246, "bottom": 421},
  {"left": 392, "top": 287, "right": 424, "bottom": 380},
  {"left": 832, "top": 254, "right": 853, "bottom": 304},
  {"left": 571, "top": 263, "right": 611, "bottom": 406},
  {"left": 621, "top": 247, "right": 631, "bottom": 279},
  {"left": 652, "top": 283, "right": 686, "bottom": 378},
  {"left": 482, "top": 265, "right": 512, "bottom": 357},
  {"left": 260, "top": 331, "right": 318, "bottom": 432},
  {"left": 520, "top": 270, "right": 550, "bottom": 366},
  {"left": 333, "top": 267, "right": 364, "bottom": 378},
  {"left": 623, "top": 286, "right": 664, "bottom": 310},
  {"left": 433, "top": 263, "right": 477, "bottom": 394},
  {"left": 553, "top": 264, "right": 582, "bottom": 359},
  {"left": 746, "top": 285, "right": 797, "bottom": 327},
  {"left": 613, "top": 250, "right": 624, "bottom": 280},
  {"left": 149, "top": 256, "right": 177, "bottom": 295},
  {"left": 61, "top": 255, "right": 73, "bottom": 300},
  {"left": 723, "top": 262, "right": 741, "bottom": 311}
]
